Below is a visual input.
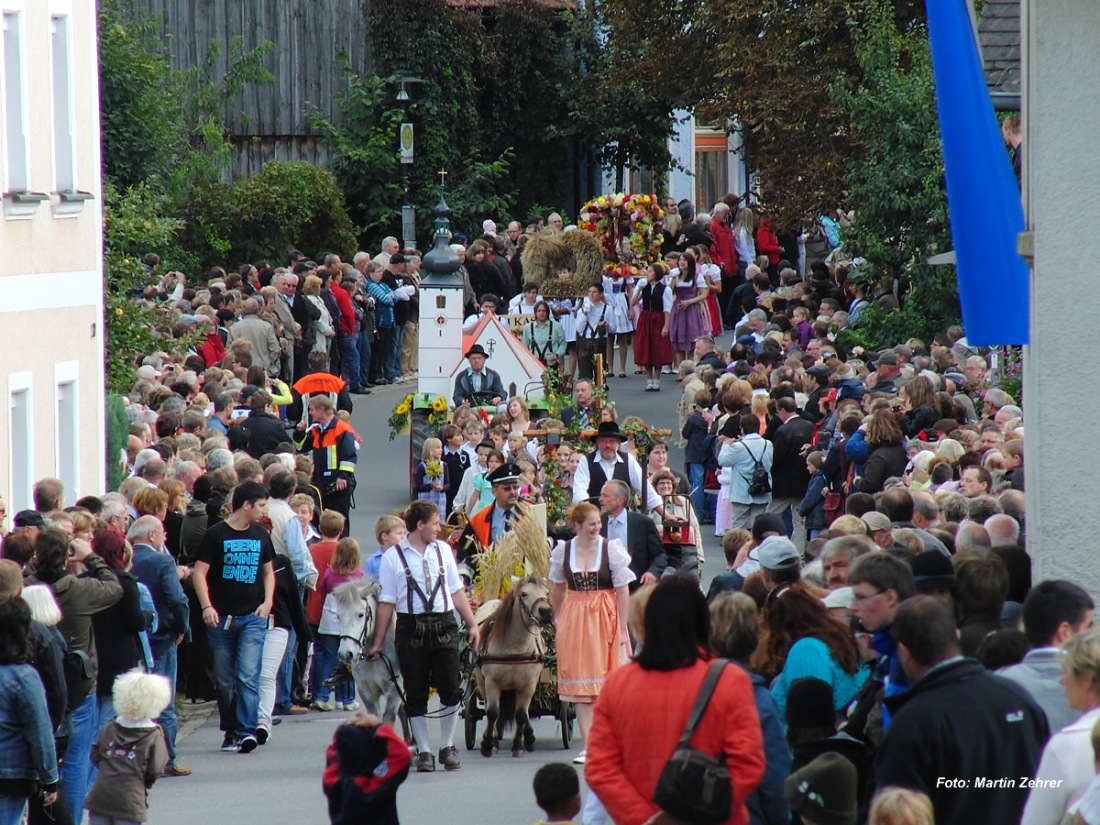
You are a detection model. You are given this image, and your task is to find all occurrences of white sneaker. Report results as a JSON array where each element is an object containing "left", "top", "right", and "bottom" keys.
[
  {"left": 572, "top": 750, "right": 586, "bottom": 765},
  {"left": 342, "top": 701, "right": 360, "bottom": 711}
]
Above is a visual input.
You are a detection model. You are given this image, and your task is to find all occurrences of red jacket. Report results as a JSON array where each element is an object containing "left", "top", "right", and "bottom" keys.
[
  {"left": 756, "top": 219, "right": 783, "bottom": 267},
  {"left": 586, "top": 658, "right": 765, "bottom": 825},
  {"left": 198, "top": 332, "right": 226, "bottom": 368},
  {"left": 331, "top": 283, "right": 357, "bottom": 337},
  {"left": 710, "top": 219, "right": 738, "bottom": 277}
]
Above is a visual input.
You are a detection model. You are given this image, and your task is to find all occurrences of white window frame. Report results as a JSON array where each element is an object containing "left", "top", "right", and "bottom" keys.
[
  {"left": 50, "top": 14, "right": 76, "bottom": 193},
  {"left": 54, "top": 361, "right": 80, "bottom": 501},
  {"left": 8, "top": 370, "right": 33, "bottom": 513}
]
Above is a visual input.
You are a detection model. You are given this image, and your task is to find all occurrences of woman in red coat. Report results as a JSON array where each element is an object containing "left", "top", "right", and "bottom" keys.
[
  {"left": 586, "top": 575, "right": 765, "bottom": 825},
  {"left": 755, "top": 217, "right": 783, "bottom": 274}
]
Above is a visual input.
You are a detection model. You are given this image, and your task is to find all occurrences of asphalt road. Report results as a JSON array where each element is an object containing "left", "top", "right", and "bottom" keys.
[{"left": 150, "top": 368, "right": 727, "bottom": 825}]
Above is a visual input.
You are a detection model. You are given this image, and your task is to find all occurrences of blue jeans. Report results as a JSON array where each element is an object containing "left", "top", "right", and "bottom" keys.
[
  {"left": 386, "top": 324, "right": 405, "bottom": 380},
  {"left": 207, "top": 613, "right": 267, "bottom": 739},
  {"left": 337, "top": 333, "right": 360, "bottom": 387},
  {"left": 0, "top": 795, "right": 28, "bottom": 825},
  {"left": 357, "top": 331, "right": 373, "bottom": 386},
  {"left": 62, "top": 691, "right": 97, "bottom": 823},
  {"left": 687, "top": 463, "right": 713, "bottom": 522},
  {"left": 310, "top": 633, "right": 351, "bottom": 702},
  {"left": 274, "top": 628, "right": 296, "bottom": 714},
  {"left": 151, "top": 638, "right": 179, "bottom": 766}
]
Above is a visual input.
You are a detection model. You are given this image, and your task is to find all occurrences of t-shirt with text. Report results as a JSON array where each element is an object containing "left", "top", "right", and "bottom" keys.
[{"left": 197, "top": 520, "right": 275, "bottom": 616}]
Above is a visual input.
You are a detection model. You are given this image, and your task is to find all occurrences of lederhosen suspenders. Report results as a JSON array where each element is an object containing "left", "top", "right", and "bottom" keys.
[
  {"left": 395, "top": 542, "right": 450, "bottom": 615},
  {"left": 581, "top": 303, "right": 607, "bottom": 339},
  {"left": 528, "top": 325, "right": 552, "bottom": 362}
]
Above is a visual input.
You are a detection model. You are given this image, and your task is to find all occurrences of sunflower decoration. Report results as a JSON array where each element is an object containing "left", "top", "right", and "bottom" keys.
[
  {"left": 387, "top": 394, "right": 415, "bottom": 441},
  {"left": 426, "top": 394, "right": 452, "bottom": 436},
  {"left": 578, "top": 192, "right": 664, "bottom": 280}
]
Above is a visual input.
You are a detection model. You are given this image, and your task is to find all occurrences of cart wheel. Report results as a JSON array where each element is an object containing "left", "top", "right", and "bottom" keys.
[
  {"left": 464, "top": 683, "right": 478, "bottom": 751},
  {"left": 560, "top": 701, "right": 574, "bottom": 749}
]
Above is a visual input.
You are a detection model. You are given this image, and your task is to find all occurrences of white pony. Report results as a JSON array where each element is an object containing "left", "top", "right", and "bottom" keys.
[{"left": 332, "top": 579, "right": 403, "bottom": 726}]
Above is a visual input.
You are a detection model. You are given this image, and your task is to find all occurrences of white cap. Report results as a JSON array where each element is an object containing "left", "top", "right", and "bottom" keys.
[{"left": 822, "top": 586, "right": 854, "bottom": 609}]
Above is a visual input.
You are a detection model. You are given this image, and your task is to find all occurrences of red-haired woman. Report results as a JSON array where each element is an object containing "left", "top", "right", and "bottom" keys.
[{"left": 754, "top": 584, "right": 868, "bottom": 720}]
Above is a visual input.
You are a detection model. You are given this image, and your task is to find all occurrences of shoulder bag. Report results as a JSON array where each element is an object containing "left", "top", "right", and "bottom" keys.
[{"left": 653, "top": 659, "right": 733, "bottom": 824}]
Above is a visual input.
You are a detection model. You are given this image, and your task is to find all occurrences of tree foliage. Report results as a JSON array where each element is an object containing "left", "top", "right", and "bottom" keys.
[
  {"left": 180, "top": 162, "right": 360, "bottom": 267},
  {"left": 836, "top": 2, "right": 959, "bottom": 347}
]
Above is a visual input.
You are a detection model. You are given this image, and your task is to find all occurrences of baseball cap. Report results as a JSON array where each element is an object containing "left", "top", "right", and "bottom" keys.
[
  {"left": 861, "top": 511, "right": 892, "bottom": 533},
  {"left": 874, "top": 351, "right": 898, "bottom": 367},
  {"left": 822, "top": 586, "right": 855, "bottom": 610},
  {"left": 13, "top": 510, "right": 45, "bottom": 528},
  {"left": 757, "top": 535, "right": 800, "bottom": 571}
]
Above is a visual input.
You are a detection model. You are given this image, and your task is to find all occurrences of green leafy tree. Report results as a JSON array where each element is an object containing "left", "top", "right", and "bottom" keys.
[
  {"left": 180, "top": 162, "right": 360, "bottom": 266},
  {"left": 103, "top": 182, "right": 188, "bottom": 394},
  {"left": 835, "top": 2, "right": 959, "bottom": 348}
]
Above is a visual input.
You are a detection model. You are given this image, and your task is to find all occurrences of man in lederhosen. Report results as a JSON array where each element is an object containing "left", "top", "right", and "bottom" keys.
[{"left": 369, "top": 500, "right": 480, "bottom": 773}]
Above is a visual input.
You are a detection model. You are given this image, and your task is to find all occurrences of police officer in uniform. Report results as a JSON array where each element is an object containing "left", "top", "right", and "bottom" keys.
[{"left": 369, "top": 500, "right": 480, "bottom": 772}]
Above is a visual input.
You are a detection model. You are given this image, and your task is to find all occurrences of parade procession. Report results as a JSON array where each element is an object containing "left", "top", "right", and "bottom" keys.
[{"left": 2, "top": 0, "right": 1094, "bottom": 823}]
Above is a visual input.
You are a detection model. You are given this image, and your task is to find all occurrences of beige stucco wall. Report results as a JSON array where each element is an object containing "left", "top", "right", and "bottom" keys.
[{"left": 0, "top": 0, "right": 105, "bottom": 510}]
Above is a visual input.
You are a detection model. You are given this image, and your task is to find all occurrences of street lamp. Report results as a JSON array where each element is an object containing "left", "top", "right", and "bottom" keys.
[{"left": 390, "top": 72, "right": 425, "bottom": 251}]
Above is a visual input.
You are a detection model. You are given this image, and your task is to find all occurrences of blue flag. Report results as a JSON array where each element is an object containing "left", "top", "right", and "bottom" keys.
[{"left": 926, "top": 0, "right": 1029, "bottom": 345}]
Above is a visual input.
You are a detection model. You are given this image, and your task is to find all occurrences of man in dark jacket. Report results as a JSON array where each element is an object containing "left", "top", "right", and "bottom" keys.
[
  {"left": 239, "top": 390, "right": 290, "bottom": 460},
  {"left": 599, "top": 481, "right": 666, "bottom": 590},
  {"left": 129, "top": 516, "right": 191, "bottom": 776},
  {"left": 875, "top": 596, "right": 1049, "bottom": 825},
  {"left": 767, "top": 398, "right": 814, "bottom": 535}
]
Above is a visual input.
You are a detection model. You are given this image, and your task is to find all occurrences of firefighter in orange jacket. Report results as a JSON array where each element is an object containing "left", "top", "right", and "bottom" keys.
[{"left": 295, "top": 395, "right": 358, "bottom": 527}]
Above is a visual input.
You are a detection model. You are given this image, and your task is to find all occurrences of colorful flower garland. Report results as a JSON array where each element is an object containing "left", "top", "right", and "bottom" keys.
[{"left": 577, "top": 193, "right": 665, "bottom": 279}]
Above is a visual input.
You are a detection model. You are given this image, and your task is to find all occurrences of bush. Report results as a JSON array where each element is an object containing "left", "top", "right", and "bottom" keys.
[{"left": 180, "top": 161, "right": 360, "bottom": 267}]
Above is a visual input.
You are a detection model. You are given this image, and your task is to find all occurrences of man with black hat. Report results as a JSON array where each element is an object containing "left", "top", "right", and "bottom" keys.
[
  {"left": 12, "top": 510, "right": 45, "bottom": 542},
  {"left": 570, "top": 422, "right": 662, "bottom": 513},
  {"left": 462, "top": 464, "right": 524, "bottom": 571},
  {"left": 453, "top": 343, "right": 504, "bottom": 406}
]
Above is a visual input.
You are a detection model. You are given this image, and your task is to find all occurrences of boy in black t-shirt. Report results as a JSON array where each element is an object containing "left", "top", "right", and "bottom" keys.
[{"left": 193, "top": 481, "right": 276, "bottom": 753}]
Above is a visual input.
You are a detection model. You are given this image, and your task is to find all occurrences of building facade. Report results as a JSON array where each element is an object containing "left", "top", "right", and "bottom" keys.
[{"left": 1, "top": 0, "right": 105, "bottom": 511}]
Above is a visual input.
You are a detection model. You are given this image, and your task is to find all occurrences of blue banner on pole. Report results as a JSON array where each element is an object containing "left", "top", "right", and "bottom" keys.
[{"left": 926, "top": 0, "right": 1029, "bottom": 345}]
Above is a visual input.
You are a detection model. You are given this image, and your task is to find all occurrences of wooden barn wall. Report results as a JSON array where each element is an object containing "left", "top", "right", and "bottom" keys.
[{"left": 118, "top": 0, "right": 371, "bottom": 179}]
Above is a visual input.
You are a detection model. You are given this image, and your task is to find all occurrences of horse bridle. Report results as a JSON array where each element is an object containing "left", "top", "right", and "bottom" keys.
[
  {"left": 340, "top": 600, "right": 374, "bottom": 662},
  {"left": 516, "top": 592, "right": 553, "bottom": 637}
]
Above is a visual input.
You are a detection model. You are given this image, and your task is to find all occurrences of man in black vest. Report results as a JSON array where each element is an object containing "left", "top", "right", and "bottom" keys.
[{"left": 570, "top": 422, "right": 662, "bottom": 513}]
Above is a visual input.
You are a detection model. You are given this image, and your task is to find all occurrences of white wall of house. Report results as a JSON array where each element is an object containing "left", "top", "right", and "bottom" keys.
[{"left": 0, "top": 0, "right": 105, "bottom": 510}]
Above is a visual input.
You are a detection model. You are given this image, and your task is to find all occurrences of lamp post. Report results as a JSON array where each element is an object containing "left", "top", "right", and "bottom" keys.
[{"left": 391, "top": 72, "right": 425, "bottom": 252}]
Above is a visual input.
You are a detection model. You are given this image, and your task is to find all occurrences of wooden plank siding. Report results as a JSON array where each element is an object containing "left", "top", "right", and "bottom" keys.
[{"left": 118, "top": 0, "right": 371, "bottom": 179}]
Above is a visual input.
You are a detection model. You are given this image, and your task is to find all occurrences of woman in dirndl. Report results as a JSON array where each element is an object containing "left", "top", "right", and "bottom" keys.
[
  {"left": 694, "top": 244, "right": 724, "bottom": 336},
  {"left": 667, "top": 249, "right": 709, "bottom": 368},
  {"left": 550, "top": 501, "right": 634, "bottom": 764},
  {"left": 630, "top": 262, "right": 674, "bottom": 391}
]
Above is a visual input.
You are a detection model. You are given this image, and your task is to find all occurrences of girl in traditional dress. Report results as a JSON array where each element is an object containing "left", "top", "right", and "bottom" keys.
[
  {"left": 667, "top": 250, "right": 709, "bottom": 368},
  {"left": 413, "top": 437, "right": 449, "bottom": 511},
  {"left": 693, "top": 245, "right": 724, "bottom": 336},
  {"left": 629, "top": 263, "right": 673, "bottom": 391},
  {"left": 550, "top": 502, "right": 635, "bottom": 764},
  {"left": 602, "top": 272, "right": 634, "bottom": 378}
]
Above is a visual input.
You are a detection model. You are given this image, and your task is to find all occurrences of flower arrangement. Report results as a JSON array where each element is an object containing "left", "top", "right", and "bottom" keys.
[
  {"left": 578, "top": 193, "right": 664, "bottom": 278},
  {"left": 425, "top": 460, "right": 444, "bottom": 480},
  {"left": 387, "top": 393, "right": 454, "bottom": 440},
  {"left": 387, "top": 394, "right": 415, "bottom": 441}
]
